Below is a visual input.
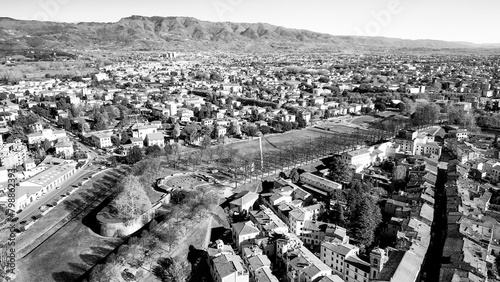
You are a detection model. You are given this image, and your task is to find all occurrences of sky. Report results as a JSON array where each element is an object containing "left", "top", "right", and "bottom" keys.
[{"left": 1, "top": 0, "right": 498, "bottom": 44}]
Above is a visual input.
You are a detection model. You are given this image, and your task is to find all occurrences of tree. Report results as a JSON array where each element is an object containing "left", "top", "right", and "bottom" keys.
[
  {"left": 182, "top": 123, "right": 200, "bottom": 139},
  {"left": 260, "top": 125, "right": 271, "bottom": 135},
  {"left": 127, "top": 146, "right": 143, "bottom": 164},
  {"left": 121, "top": 132, "right": 130, "bottom": 144},
  {"left": 172, "top": 123, "right": 181, "bottom": 139},
  {"left": 152, "top": 257, "right": 190, "bottom": 282},
  {"left": 155, "top": 228, "right": 179, "bottom": 251},
  {"left": 392, "top": 165, "right": 407, "bottom": 181},
  {"left": 228, "top": 122, "right": 241, "bottom": 136},
  {"left": 328, "top": 156, "right": 353, "bottom": 184},
  {"left": 349, "top": 196, "right": 382, "bottom": 248},
  {"left": 397, "top": 102, "right": 406, "bottom": 112},
  {"left": 201, "top": 134, "right": 211, "bottom": 150},
  {"left": 402, "top": 98, "right": 416, "bottom": 115},
  {"left": 446, "top": 105, "right": 477, "bottom": 130},
  {"left": 411, "top": 103, "right": 440, "bottom": 126},
  {"left": 110, "top": 175, "right": 152, "bottom": 221},
  {"left": 57, "top": 117, "right": 72, "bottom": 131},
  {"left": 331, "top": 203, "right": 345, "bottom": 226},
  {"left": 281, "top": 122, "right": 292, "bottom": 132},
  {"left": 0, "top": 93, "right": 7, "bottom": 100},
  {"left": 42, "top": 139, "right": 52, "bottom": 152},
  {"left": 374, "top": 102, "right": 386, "bottom": 112},
  {"left": 290, "top": 168, "right": 300, "bottom": 184},
  {"left": 94, "top": 113, "right": 108, "bottom": 131},
  {"left": 111, "top": 136, "right": 121, "bottom": 147},
  {"left": 246, "top": 125, "right": 258, "bottom": 137},
  {"left": 135, "top": 158, "right": 163, "bottom": 189},
  {"left": 87, "top": 263, "right": 114, "bottom": 282},
  {"left": 146, "top": 145, "right": 163, "bottom": 158}
]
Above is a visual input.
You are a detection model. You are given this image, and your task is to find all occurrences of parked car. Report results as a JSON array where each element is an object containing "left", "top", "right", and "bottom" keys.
[
  {"left": 16, "top": 209, "right": 22, "bottom": 214},
  {"left": 56, "top": 186, "right": 60, "bottom": 190}
]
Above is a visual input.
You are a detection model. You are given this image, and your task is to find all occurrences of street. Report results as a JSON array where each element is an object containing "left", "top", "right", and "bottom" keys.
[{"left": 15, "top": 111, "right": 101, "bottom": 224}]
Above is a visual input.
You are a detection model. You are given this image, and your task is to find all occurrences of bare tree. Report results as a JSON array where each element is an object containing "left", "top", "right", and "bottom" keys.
[{"left": 110, "top": 175, "right": 152, "bottom": 221}]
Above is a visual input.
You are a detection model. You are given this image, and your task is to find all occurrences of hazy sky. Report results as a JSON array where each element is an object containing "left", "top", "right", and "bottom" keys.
[{"left": 1, "top": 0, "right": 498, "bottom": 44}]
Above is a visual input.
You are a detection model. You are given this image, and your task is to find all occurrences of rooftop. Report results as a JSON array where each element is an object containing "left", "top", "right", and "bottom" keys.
[{"left": 17, "top": 162, "right": 76, "bottom": 198}]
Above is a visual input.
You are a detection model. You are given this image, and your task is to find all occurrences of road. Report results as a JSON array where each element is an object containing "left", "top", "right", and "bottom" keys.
[{"left": 15, "top": 110, "right": 101, "bottom": 223}]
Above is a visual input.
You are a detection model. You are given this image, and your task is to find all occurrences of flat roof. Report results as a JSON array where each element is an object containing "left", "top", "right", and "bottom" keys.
[
  {"left": 17, "top": 163, "right": 76, "bottom": 198},
  {"left": 92, "top": 132, "right": 112, "bottom": 138},
  {"left": 300, "top": 172, "right": 342, "bottom": 191}
]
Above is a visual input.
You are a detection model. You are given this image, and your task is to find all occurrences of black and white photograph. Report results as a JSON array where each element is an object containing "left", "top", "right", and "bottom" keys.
[{"left": 0, "top": 0, "right": 499, "bottom": 281}]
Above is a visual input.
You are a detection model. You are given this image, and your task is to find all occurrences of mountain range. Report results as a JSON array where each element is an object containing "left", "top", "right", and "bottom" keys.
[{"left": 0, "top": 15, "right": 498, "bottom": 53}]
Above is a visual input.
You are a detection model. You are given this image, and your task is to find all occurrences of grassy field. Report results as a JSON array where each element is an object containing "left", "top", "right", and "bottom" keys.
[
  {"left": 13, "top": 168, "right": 130, "bottom": 282},
  {"left": 165, "top": 175, "right": 206, "bottom": 189},
  {"left": 15, "top": 219, "right": 122, "bottom": 282},
  {"left": 314, "top": 123, "right": 359, "bottom": 133},
  {"left": 350, "top": 115, "right": 380, "bottom": 126},
  {"left": 23, "top": 67, "right": 97, "bottom": 79},
  {"left": 227, "top": 127, "right": 346, "bottom": 157}
]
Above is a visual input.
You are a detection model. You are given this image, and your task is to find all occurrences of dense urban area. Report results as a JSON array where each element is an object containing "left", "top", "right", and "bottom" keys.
[{"left": 1, "top": 48, "right": 500, "bottom": 282}]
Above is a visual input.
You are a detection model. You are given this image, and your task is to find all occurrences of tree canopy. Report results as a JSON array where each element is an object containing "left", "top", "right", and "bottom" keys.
[
  {"left": 327, "top": 180, "right": 382, "bottom": 248},
  {"left": 127, "top": 146, "right": 143, "bottom": 164},
  {"left": 411, "top": 103, "right": 440, "bottom": 126},
  {"left": 110, "top": 175, "right": 152, "bottom": 221},
  {"left": 328, "top": 156, "right": 353, "bottom": 184}
]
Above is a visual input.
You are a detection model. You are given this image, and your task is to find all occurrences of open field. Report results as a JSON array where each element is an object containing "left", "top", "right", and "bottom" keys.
[
  {"left": 12, "top": 163, "right": 190, "bottom": 282},
  {"left": 165, "top": 175, "right": 207, "bottom": 189},
  {"left": 13, "top": 169, "right": 129, "bottom": 282},
  {"left": 227, "top": 127, "right": 349, "bottom": 157},
  {"left": 15, "top": 219, "right": 122, "bottom": 282},
  {"left": 24, "top": 67, "right": 97, "bottom": 79},
  {"left": 314, "top": 123, "right": 359, "bottom": 133},
  {"left": 350, "top": 115, "right": 380, "bottom": 127},
  {"left": 14, "top": 168, "right": 113, "bottom": 257}
]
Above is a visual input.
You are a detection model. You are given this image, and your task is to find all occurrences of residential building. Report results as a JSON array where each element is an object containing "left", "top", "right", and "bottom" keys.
[
  {"left": 209, "top": 254, "right": 249, "bottom": 282},
  {"left": 91, "top": 132, "right": 113, "bottom": 148},
  {"left": 132, "top": 125, "right": 158, "bottom": 140},
  {"left": 232, "top": 221, "right": 260, "bottom": 250},
  {"left": 0, "top": 140, "right": 28, "bottom": 169},
  {"left": 145, "top": 133, "right": 165, "bottom": 147}
]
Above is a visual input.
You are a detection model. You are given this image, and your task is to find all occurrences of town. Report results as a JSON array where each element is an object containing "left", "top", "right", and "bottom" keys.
[{"left": 1, "top": 47, "right": 500, "bottom": 282}]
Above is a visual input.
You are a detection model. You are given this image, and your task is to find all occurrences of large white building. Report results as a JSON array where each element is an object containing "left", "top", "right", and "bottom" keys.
[
  {"left": 27, "top": 129, "right": 67, "bottom": 145},
  {"left": 394, "top": 130, "right": 442, "bottom": 158},
  {"left": 91, "top": 132, "right": 113, "bottom": 148},
  {"left": 15, "top": 162, "right": 77, "bottom": 211},
  {"left": 145, "top": 133, "right": 165, "bottom": 148},
  {"left": 132, "top": 125, "right": 158, "bottom": 140}
]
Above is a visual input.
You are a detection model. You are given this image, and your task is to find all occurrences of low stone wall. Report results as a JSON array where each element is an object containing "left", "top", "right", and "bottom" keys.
[{"left": 96, "top": 209, "right": 155, "bottom": 237}]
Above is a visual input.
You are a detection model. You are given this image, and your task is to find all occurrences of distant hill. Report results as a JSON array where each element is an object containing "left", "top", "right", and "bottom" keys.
[{"left": 0, "top": 15, "right": 495, "bottom": 53}]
